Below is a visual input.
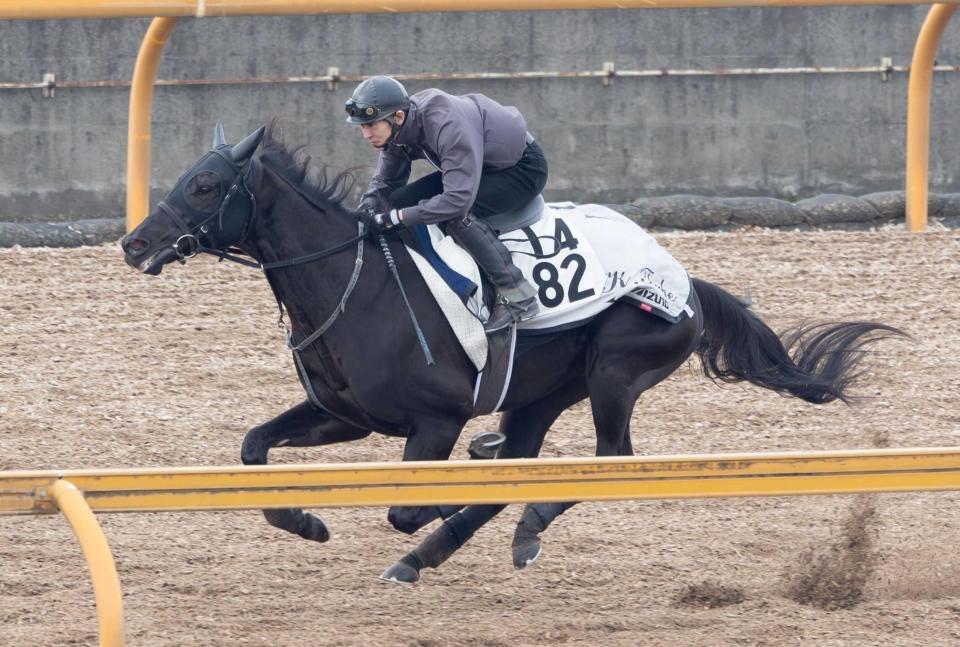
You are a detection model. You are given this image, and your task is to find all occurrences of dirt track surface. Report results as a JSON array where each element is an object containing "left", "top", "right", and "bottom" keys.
[{"left": 1, "top": 226, "right": 959, "bottom": 646}]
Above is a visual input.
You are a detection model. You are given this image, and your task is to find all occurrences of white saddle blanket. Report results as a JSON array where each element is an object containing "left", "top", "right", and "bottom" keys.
[{"left": 404, "top": 202, "right": 692, "bottom": 371}]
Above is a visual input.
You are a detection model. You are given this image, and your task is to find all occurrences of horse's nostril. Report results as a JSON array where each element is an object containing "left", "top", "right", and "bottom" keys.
[{"left": 125, "top": 238, "right": 149, "bottom": 254}]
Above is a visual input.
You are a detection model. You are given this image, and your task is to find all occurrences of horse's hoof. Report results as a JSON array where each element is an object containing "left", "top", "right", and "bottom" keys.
[
  {"left": 512, "top": 540, "right": 543, "bottom": 570},
  {"left": 380, "top": 561, "right": 420, "bottom": 584},
  {"left": 263, "top": 509, "right": 331, "bottom": 543},
  {"left": 300, "top": 513, "right": 331, "bottom": 543}
]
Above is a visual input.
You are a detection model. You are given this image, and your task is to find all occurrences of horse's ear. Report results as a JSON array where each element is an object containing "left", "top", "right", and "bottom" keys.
[
  {"left": 212, "top": 121, "right": 226, "bottom": 148},
  {"left": 230, "top": 126, "right": 266, "bottom": 164}
]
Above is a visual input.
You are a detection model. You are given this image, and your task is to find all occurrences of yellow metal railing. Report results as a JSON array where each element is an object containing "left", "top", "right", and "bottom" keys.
[
  {"left": 125, "top": 17, "right": 179, "bottom": 233},
  {"left": 122, "top": 4, "right": 956, "bottom": 232},
  {"left": 906, "top": 4, "right": 958, "bottom": 230},
  {"left": 0, "top": 1, "right": 955, "bottom": 231},
  {"left": 5, "top": 448, "right": 960, "bottom": 645},
  {"left": 8, "top": 448, "right": 960, "bottom": 515},
  {"left": 1, "top": 0, "right": 952, "bottom": 19},
  {"left": 45, "top": 480, "right": 125, "bottom": 647}
]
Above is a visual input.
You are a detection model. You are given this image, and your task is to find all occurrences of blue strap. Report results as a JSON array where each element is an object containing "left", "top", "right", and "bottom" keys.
[{"left": 409, "top": 224, "right": 478, "bottom": 301}]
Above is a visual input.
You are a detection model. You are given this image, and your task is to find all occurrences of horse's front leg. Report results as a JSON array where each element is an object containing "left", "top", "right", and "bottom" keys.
[
  {"left": 241, "top": 400, "right": 371, "bottom": 542},
  {"left": 385, "top": 417, "right": 466, "bottom": 535}
]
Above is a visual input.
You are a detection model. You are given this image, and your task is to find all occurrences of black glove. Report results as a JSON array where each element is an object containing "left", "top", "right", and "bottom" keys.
[{"left": 361, "top": 208, "right": 403, "bottom": 236}]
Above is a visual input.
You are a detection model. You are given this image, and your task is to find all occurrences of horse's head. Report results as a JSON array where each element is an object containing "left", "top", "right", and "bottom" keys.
[{"left": 122, "top": 122, "right": 265, "bottom": 275}]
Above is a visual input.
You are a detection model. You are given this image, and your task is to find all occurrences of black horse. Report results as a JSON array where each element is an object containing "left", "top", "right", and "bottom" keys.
[{"left": 122, "top": 122, "right": 903, "bottom": 583}]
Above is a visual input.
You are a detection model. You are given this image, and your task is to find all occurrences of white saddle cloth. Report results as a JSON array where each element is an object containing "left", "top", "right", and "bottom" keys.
[{"left": 404, "top": 202, "right": 692, "bottom": 372}]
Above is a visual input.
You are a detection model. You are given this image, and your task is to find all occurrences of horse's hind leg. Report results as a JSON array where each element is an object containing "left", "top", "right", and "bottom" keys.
[
  {"left": 241, "top": 400, "right": 371, "bottom": 542},
  {"left": 513, "top": 305, "right": 701, "bottom": 568},
  {"left": 381, "top": 380, "right": 587, "bottom": 584}
]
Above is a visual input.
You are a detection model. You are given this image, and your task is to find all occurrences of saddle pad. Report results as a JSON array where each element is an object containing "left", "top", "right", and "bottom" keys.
[
  {"left": 404, "top": 201, "right": 692, "bottom": 370},
  {"left": 502, "top": 202, "right": 692, "bottom": 329},
  {"left": 405, "top": 245, "right": 488, "bottom": 372}
]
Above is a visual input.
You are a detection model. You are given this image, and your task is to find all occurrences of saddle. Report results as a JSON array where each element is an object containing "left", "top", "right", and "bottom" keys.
[{"left": 485, "top": 194, "right": 546, "bottom": 234}]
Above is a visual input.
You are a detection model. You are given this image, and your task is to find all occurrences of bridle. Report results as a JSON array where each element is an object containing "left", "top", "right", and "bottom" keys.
[
  {"left": 158, "top": 148, "right": 367, "bottom": 350},
  {"left": 153, "top": 143, "right": 432, "bottom": 365},
  {"left": 156, "top": 149, "right": 263, "bottom": 268}
]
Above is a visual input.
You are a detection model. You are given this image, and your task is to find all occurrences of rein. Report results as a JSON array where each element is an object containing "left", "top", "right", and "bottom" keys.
[
  {"left": 376, "top": 234, "right": 435, "bottom": 365},
  {"left": 285, "top": 222, "right": 365, "bottom": 352},
  {"left": 274, "top": 227, "right": 433, "bottom": 366}
]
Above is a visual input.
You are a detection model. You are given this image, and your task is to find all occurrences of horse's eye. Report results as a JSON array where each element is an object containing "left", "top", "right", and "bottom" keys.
[{"left": 184, "top": 171, "right": 222, "bottom": 212}]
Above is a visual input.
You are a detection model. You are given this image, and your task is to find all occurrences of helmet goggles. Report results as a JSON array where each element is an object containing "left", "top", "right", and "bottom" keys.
[{"left": 345, "top": 99, "right": 381, "bottom": 122}]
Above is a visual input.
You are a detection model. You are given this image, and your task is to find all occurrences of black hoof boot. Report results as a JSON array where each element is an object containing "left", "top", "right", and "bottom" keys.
[{"left": 512, "top": 502, "right": 568, "bottom": 570}]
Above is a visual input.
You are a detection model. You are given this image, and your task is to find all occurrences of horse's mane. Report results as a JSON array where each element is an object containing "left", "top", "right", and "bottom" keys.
[{"left": 257, "top": 117, "right": 358, "bottom": 214}]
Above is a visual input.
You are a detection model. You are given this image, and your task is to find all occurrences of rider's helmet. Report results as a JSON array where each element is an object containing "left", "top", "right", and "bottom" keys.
[{"left": 344, "top": 76, "right": 410, "bottom": 125}]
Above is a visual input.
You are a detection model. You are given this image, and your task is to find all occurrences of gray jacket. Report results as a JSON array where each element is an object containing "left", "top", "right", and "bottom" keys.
[{"left": 360, "top": 89, "right": 531, "bottom": 226}]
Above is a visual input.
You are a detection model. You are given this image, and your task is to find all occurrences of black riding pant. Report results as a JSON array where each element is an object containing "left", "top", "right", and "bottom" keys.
[
  {"left": 388, "top": 141, "right": 548, "bottom": 219},
  {"left": 387, "top": 142, "right": 547, "bottom": 302}
]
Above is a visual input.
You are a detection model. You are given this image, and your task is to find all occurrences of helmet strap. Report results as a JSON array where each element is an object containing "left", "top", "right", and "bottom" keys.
[{"left": 383, "top": 111, "right": 405, "bottom": 147}]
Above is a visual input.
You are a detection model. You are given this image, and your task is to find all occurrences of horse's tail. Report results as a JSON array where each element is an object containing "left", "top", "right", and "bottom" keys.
[{"left": 691, "top": 277, "right": 906, "bottom": 404}]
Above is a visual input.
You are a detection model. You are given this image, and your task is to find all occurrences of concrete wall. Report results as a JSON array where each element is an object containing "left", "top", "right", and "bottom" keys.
[{"left": 0, "top": 8, "right": 957, "bottom": 222}]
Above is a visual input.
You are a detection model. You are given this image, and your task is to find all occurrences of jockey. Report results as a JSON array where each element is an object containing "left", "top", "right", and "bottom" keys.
[{"left": 345, "top": 75, "right": 546, "bottom": 333}]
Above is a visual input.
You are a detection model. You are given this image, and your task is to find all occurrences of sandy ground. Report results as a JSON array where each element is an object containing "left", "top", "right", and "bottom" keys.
[{"left": 1, "top": 226, "right": 959, "bottom": 646}]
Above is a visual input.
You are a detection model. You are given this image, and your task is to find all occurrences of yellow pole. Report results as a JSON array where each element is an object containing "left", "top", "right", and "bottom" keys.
[
  {"left": 905, "top": 3, "right": 957, "bottom": 232},
  {"left": 126, "top": 17, "right": 179, "bottom": 233},
  {"left": 47, "top": 480, "right": 125, "bottom": 647}
]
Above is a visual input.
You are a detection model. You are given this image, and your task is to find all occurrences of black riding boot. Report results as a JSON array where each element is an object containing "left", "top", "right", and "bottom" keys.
[{"left": 446, "top": 214, "right": 539, "bottom": 333}]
